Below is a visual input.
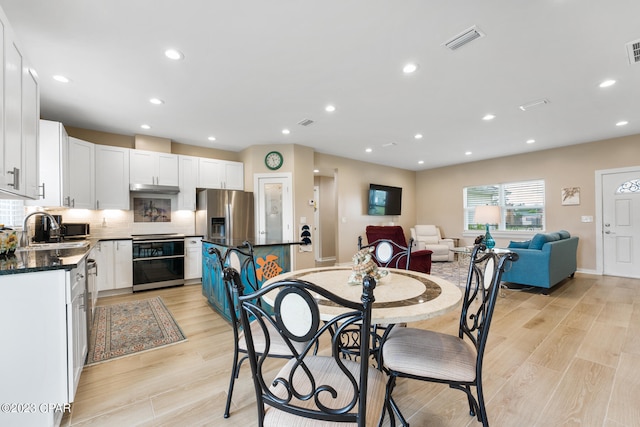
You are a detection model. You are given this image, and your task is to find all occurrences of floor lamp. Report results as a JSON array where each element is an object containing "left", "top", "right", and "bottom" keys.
[{"left": 474, "top": 205, "right": 500, "bottom": 249}]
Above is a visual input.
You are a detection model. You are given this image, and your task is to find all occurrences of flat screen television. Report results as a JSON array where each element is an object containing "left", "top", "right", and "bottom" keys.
[{"left": 368, "top": 184, "right": 402, "bottom": 216}]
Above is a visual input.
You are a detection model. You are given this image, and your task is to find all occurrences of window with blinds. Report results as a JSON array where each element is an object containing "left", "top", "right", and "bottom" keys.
[
  {"left": 464, "top": 180, "right": 545, "bottom": 231},
  {"left": 0, "top": 200, "right": 24, "bottom": 228}
]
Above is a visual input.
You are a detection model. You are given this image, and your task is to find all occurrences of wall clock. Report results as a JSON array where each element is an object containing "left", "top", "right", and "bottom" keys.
[{"left": 265, "top": 151, "right": 284, "bottom": 170}]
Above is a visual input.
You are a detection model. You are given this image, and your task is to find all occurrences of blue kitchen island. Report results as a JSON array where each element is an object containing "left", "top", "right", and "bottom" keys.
[{"left": 201, "top": 238, "right": 301, "bottom": 323}]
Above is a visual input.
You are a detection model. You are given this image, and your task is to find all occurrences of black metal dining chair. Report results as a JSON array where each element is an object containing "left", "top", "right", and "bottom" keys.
[
  {"left": 379, "top": 244, "right": 518, "bottom": 426},
  {"left": 226, "top": 267, "right": 387, "bottom": 426},
  {"left": 221, "top": 242, "right": 306, "bottom": 418}
]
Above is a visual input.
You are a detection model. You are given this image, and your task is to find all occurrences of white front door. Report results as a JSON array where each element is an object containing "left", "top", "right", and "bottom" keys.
[
  {"left": 602, "top": 169, "right": 640, "bottom": 278},
  {"left": 255, "top": 173, "right": 293, "bottom": 242}
]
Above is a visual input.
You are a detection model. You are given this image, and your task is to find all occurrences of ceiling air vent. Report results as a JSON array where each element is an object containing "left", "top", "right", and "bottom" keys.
[
  {"left": 443, "top": 26, "right": 485, "bottom": 51},
  {"left": 297, "top": 118, "right": 314, "bottom": 127},
  {"left": 519, "top": 98, "right": 550, "bottom": 111},
  {"left": 626, "top": 39, "right": 640, "bottom": 65}
]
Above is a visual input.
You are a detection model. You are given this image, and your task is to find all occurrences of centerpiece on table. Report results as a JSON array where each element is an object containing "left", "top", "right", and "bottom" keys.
[{"left": 347, "top": 246, "right": 388, "bottom": 285}]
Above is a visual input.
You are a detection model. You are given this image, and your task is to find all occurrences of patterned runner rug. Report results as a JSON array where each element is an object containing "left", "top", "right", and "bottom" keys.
[{"left": 86, "top": 297, "right": 186, "bottom": 365}]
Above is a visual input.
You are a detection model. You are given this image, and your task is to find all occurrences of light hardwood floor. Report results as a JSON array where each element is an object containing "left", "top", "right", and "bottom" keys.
[{"left": 62, "top": 273, "right": 640, "bottom": 426}]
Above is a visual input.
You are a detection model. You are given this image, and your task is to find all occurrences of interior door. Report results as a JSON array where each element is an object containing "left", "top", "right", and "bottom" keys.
[
  {"left": 602, "top": 170, "right": 640, "bottom": 278},
  {"left": 256, "top": 174, "right": 293, "bottom": 242}
]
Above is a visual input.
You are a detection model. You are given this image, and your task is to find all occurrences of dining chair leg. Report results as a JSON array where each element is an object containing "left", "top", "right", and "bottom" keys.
[
  {"left": 385, "top": 374, "right": 410, "bottom": 427},
  {"left": 224, "top": 349, "right": 240, "bottom": 418}
]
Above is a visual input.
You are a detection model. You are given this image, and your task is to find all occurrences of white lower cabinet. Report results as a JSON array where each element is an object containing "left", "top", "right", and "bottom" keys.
[
  {"left": 185, "top": 237, "right": 203, "bottom": 281},
  {"left": 0, "top": 265, "right": 87, "bottom": 427},
  {"left": 95, "top": 240, "right": 133, "bottom": 292}
]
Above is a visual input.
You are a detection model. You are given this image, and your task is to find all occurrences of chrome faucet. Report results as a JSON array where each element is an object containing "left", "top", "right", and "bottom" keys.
[{"left": 21, "top": 211, "right": 61, "bottom": 247}]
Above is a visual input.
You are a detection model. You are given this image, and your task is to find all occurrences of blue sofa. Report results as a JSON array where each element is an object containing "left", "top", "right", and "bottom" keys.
[{"left": 501, "top": 230, "right": 578, "bottom": 290}]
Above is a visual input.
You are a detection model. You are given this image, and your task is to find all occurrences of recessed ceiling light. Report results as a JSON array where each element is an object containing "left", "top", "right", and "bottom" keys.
[
  {"left": 403, "top": 63, "right": 419, "bottom": 74},
  {"left": 53, "top": 75, "right": 69, "bottom": 83},
  {"left": 140, "top": 124, "right": 151, "bottom": 130},
  {"left": 365, "top": 148, "right": 373, "bottom": 153},
  {"left": 482, "top": 114, "right": 496, "bottom": 121},
  {"left": 282, "top": 129, "right": 290, "bottom": 135},
  {"left": 164, "top": 49, "right": 184, "bottom": 60},
  {"left": 208, "top": 136, "right": 216, "bottom": 141},
  {"left": 313, "top": 169, "right": 320, "bottom": 173},
  {"left": 418, "top": 160, "right": 424, "bottom": 164},
  {"left": 414, "top": 134, "right": 423, "bottom": 140},
  {"left": 465, "top": 151, "right": 472, "bottom": 156},
  {"left": 599, "top": 79, "right": 616, "bottom": 88},
  {"left": 616, "top": 120, "right": 629, "bottom": 126},
  {"left": 149, "top": 98, "right": 164, "bottom": 105},
  {"left": 325, "top": 105, "right": 336, "bottom": 112},
  {"left": 526, "top": 139, "right": 536, "bottom": 144}
]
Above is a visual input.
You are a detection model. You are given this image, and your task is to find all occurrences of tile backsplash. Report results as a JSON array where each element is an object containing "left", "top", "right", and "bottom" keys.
[{"left": 26, "top": 194, "right": 196, "bottom": 239}]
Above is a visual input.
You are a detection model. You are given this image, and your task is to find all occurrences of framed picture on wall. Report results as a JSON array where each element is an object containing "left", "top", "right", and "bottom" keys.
[{"left": 561, "top": 187, "right": 580, "bottom": 205}]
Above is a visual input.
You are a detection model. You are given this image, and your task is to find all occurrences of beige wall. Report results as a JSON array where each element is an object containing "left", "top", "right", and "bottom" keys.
[
  {"left": 66, "top": 126, "right": 240, "bottom": 160},
  {"left": 314, "top": 152, "right": 417, "bottom": 264},
  {"left": 416, "top": 133, "right": 640, "bottom": 272}
]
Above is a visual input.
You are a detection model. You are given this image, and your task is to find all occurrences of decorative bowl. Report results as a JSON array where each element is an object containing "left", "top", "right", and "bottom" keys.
[{"left": 0, "top": 230, "right": 19, "bottom": 255}]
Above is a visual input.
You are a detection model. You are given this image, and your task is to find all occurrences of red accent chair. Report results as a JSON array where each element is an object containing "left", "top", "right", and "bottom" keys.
[{"left": 363, "top": 225, "right": 432, "bottom": 274}]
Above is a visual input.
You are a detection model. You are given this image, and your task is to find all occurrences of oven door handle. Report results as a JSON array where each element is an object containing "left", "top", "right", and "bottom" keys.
[{"left": 133, "top": 254, "right": 185, "bottom": 262}]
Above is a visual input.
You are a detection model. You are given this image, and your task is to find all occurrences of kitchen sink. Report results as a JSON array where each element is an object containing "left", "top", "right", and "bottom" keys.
[{"left": 18, "top": 241, "right": 90, "bottom": 251}]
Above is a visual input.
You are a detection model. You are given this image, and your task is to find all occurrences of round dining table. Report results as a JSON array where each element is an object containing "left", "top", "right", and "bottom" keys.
[{"left": 262, "top": 266, "right": 462, "bottom": 325}]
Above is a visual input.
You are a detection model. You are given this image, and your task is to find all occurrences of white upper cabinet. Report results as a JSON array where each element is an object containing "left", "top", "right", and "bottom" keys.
[
  {"left": 67, "top": 137, "right": 95, "bottom": 209},
  {"left": 178, "top": 155, "right": 199, "bottom": 210},
  {"left": 26, "top": 120, "right": 69, "bottom": 207},
  {"left": 95, "top": 145, "right": 130, "bottom": 210},
  {"left": 130, "top": 150, "right": 179, "bottom": 186},
  {"left": 21, "top": 68, "right": 39, "bottom": 200},
  {"left": 198, "top": 158, "right": 243, "bottom": 190},
  {"left": 0, "top": 8, "right": 39, "bottom": 199}
]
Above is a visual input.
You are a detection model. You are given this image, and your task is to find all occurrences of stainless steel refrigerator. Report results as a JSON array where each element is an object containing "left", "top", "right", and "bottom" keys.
[{"left": 195, "top": 189, "right": 255, "bottom": 241}]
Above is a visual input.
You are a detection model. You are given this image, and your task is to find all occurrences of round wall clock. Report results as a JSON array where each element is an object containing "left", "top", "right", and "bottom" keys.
[{"left": 265, "top": 151, "right": 284, "bottom": 170}]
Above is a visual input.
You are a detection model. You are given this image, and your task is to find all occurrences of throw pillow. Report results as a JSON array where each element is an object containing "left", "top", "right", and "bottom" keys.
[
  {"left": 529, "top": 233, "right": 560, "bottom": 250},
  {"left": 529, "top": 233, "right": 548, "bottom": 250},
  {"left": 558, "top": 230, "right": 571, "bottom": 239},
  {"left": 509, "top": 240, "right": 530, "bottom": 249}
]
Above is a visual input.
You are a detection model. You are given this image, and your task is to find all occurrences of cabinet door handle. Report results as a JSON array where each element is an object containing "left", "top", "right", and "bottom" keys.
[
  {"left": 7, "top": 167, "right": 19, "bottom": 190},
  {"left": 39, "top": 182, "right": 46, "bottom": 199}
]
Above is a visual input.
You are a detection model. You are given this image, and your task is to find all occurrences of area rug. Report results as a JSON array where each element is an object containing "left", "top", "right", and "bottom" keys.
[
  {"left": 86, "top": 297, "right": 186, "bottom": 365},
  {"left": 429, "top": 260, "right": 469, "bottom": 286}
]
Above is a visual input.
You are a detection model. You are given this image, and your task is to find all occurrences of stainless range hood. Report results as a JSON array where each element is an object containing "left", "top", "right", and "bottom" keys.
[{"left": 129, "top": 183, "right": 180, "bottom": 194}]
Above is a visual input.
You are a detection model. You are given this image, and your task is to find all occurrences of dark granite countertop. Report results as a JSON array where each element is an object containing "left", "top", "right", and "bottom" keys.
[
  {"left": 0, "top": 241, "right": 97, "bottom": 276},
  {"left": 204, "top": 237, "right": 304, "bottom": 248}
]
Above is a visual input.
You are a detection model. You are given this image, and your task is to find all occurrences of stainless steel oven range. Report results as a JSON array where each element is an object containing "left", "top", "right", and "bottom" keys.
[{"left": 132, "top": 234, "right": 185, "bottom": 292}]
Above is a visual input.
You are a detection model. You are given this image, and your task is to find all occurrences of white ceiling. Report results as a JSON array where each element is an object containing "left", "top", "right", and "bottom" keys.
[{"left": 2, "top": 0, "right": 640, "bottom": 171}]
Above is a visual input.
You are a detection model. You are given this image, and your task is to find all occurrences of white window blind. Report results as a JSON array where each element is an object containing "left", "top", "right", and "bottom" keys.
[{"left": 464, "top": 179, "right": 545, "bottom": 231}]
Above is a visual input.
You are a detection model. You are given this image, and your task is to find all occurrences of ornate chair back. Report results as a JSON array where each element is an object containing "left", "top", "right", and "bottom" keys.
[{"left": 227, "top": 268, "right": 385, "bottom": 426}]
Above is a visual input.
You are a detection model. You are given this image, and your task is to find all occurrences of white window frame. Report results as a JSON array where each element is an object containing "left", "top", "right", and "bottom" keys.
[{"left": 462, "top": 179, "right": 545, "bottom": 239}]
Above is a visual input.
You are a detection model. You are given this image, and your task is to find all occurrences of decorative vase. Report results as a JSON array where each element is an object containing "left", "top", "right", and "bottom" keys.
[{"left": 484, "top": 224, "right": 495, "bottom": 249}]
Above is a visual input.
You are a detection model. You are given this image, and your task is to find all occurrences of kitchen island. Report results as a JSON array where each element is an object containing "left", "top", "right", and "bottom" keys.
[{"left": 201, "top": 238, "right": 302, "bottom": 323}]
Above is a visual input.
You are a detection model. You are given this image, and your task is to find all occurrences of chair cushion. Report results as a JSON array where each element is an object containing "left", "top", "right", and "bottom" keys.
[
  {"left": 382, "top": 327, "right": 477, "bottom": 383},
  {"left": 239, "top": 319, "right": 306, "bottom": 355},
  {"left": 263, "top": 355, "right": 386, "bottom": 426},
  {"left": 414, "top": 225, "right": 439, "bottom": 244}
]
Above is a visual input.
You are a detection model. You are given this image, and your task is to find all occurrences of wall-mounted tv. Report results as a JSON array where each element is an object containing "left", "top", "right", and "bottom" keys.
[{"left": 368, "top": 184, "right": 402, "bottom": 216}]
